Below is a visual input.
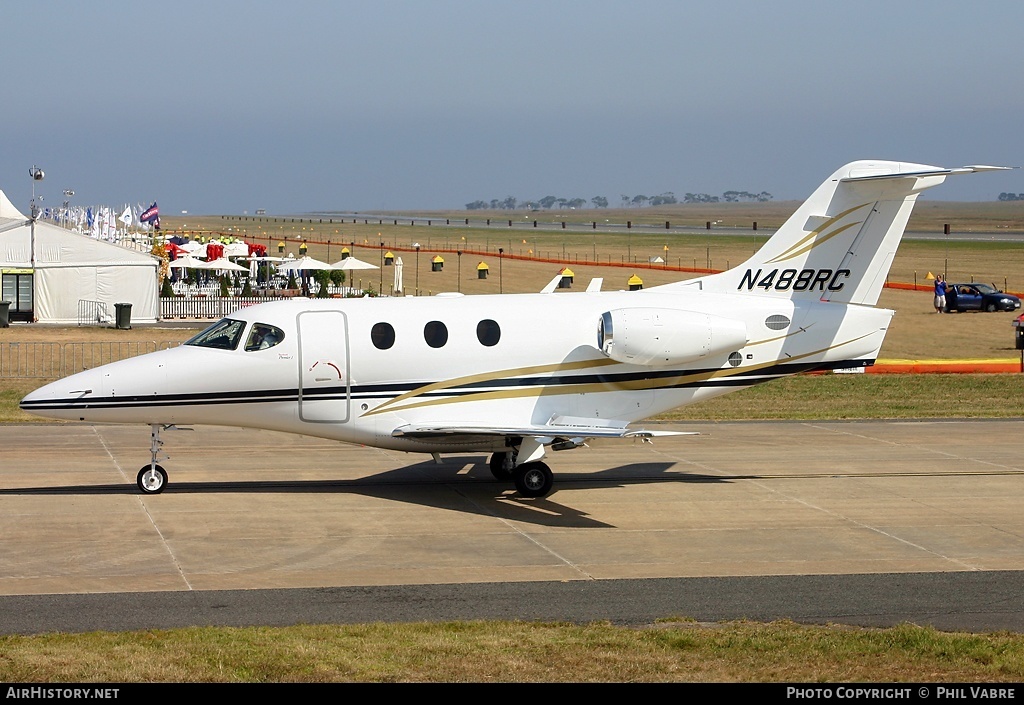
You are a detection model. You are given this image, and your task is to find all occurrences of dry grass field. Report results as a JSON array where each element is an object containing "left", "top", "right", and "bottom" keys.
[
  {"left": 163, "top": 200, "right": 1024, "bottom": 294},
  {"left": 5, "top": 201, "right": 1024, "bottom": 364}
]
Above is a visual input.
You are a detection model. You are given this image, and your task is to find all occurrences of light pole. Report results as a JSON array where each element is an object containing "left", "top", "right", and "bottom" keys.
[
  {"left": 498, "top": 247, "right": 503, "bottom": 293},
  {"left": 28, "top": 166, "right": 44, "bottom": 323},
  {"left": 944, "top": 223, "right": 949, "bottom": 280},
  {"left": 62, "top": 189, "right": 74, "bottom": 227},
  {"left": 457, "top": 250, "right": 462, "bottom": 292},
  {"left": 28, "top": 166, "right": 43, "bottom": 218}
]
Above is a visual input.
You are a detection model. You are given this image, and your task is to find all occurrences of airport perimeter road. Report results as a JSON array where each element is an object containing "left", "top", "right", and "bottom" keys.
[{"left": 2, "top": 419, "right": 1024, "bottom": 633}]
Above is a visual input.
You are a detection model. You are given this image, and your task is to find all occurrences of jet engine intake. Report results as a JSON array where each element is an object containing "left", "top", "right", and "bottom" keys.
[{"left": 598, "top": 308, "right": 747, "bottom": 366}]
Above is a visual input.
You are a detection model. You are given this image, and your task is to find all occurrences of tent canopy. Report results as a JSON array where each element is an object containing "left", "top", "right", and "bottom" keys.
[{"left": 0, "top": 189, "right": 160, "bottom": 324}]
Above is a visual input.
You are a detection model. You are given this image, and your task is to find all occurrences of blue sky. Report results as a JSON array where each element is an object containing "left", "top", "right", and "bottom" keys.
[{"left": 3, "top": 1, "right": 1023, "bottom": 214}]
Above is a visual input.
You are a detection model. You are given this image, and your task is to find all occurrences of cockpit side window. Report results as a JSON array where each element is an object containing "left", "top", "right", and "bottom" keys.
[
  {"left": 244, "top": 323, "right": 286, "bottom": 352},
  {"left": 184, "top": 318, "right": 247, "bottom": 350}
]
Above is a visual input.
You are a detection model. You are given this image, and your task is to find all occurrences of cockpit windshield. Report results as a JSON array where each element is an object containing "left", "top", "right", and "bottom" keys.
[
  {"left": 184, "top": 318, "right": 247, "bottom": 350},
  {"left": 244, "top": 323, "right": 285, "bottom": 351}
]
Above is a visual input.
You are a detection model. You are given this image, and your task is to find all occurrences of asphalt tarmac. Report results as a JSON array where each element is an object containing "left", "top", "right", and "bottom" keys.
[{"left": 2, "top": 419, "right": 1024, "bottom": 635}]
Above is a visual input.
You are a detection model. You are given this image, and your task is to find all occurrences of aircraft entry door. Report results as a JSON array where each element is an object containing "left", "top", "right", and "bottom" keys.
[{"left": 297, "top": 310, "right": 350, "bottom": 423}]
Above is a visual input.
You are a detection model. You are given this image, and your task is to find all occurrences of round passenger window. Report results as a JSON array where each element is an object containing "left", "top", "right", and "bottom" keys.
[
  {"left": 424, "top": 321, "right": 448, "bottom": 348},
  {"left": 371, "top": 322, "right": 395, "bottom": 350},
  {"left": 476, "top": 319, "right": 500, "bottom": 346}
]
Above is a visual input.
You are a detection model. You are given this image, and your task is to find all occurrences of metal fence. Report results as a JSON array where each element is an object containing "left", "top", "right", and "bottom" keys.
[
  {"left": 0, "top": 341, "right": 178, "bottom": 378},
  {"left": 77, "top": 300, "right": 113, "bottom": 326},
  {"left": 159, "top": 295, "right": 287, "bottom": 319}
]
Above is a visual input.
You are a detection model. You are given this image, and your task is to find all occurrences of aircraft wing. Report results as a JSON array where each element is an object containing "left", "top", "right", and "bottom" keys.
[{"left": 392, "top": 415, "right": 695, "bottom": 440}]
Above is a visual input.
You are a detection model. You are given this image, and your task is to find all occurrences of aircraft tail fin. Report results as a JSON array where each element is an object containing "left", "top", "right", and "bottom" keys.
[{"left": 650, "top": 161, "right": 1011, "bottom": 306}]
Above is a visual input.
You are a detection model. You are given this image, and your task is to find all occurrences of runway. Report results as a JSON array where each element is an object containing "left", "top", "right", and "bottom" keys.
[{"left": 2, "top": 419, "right": 1024, "bottom": 634}]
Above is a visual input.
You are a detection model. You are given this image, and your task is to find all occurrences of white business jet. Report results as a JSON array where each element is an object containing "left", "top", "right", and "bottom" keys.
[{"left": 21, "top": 160, "right": 1010, "bottom": 497}]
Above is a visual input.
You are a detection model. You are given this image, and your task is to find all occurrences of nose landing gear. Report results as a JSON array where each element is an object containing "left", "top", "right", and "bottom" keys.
[{"left": 137, "top": 424, "right": 169, "bottom": 494}]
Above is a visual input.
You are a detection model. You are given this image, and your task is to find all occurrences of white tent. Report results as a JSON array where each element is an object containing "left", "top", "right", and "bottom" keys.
[{"left": 0, "top": 189, "right": 159, "bottom": 324}]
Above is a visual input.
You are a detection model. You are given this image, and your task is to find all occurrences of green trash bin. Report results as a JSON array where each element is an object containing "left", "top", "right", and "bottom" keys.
[
  {"left": 114, "top": 302, "right": 132, "bottom": 330},
  {"left": 0, "top": 301, "right": 10, "bottom": 328}
]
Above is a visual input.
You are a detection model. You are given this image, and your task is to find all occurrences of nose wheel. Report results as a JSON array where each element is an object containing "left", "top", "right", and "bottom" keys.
[
  {"left": 137, "top": 424, "right": 172, "bottom": 495},
  {"left": 137, "top": 465, "right": 167, "bottom": 494}
]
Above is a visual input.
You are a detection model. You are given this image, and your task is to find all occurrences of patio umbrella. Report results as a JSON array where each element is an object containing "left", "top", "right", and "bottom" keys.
[
  {"left": 276, "top": 256, "right": 336, "bottom": 272},
  {"left": 205, "top": 258, "right": 249, "bottom": 272},
  {"left": 167, "top": 254, "right": 212, "bottom": 269},
  {"left": 167, "top": 254, "right": 212, "bottom": 285},
  {"left": 331, "top": 256, "right": 378, "bottom": 271},
  {"left": 223, "top": 242, "right": 251, "bottom": 258},
  {"left": 394, "top": 257, "right": 403, "bottom": 293},
  {"left": 277, "top": 255, "right": 335, "bottom": 296},
  {"left": 243, "top": 255, "right": 291, "bottom": 285}
]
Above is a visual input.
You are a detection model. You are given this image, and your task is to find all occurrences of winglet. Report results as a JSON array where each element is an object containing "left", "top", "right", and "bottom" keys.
[{"left": 540, "top": 274, "right": 562, "bottom": 293}]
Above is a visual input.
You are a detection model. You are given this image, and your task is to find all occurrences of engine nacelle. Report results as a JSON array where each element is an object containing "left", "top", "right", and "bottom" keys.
[{"left": 597, "top": 307, "right": 748, "bottom": 366}]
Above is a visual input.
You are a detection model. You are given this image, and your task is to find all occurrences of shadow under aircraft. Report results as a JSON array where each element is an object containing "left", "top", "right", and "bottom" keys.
[{"left": 0, "top": 455, "right": 734, "bottom": 529}]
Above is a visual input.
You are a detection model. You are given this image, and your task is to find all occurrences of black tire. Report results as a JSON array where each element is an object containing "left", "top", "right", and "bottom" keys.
[
  {"left": 489, "top": 452, "right": 514, "bottom": 481},
  {"left": 513, "top": 462, "right": 553, "bottom": 498},
  {"left": 986, "top": 302, "right": 997, "bottom": 312},
  {"left": 137, "top": 465, "right": 167, "bottom": 494}
]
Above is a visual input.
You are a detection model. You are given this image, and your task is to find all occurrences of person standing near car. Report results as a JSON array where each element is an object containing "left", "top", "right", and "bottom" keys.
[
  {"left": 934, "top": 274, "right": 948, "bottom": 313},
  {"left": 946, "top": 283, "right": 959, "bottom": 313}
]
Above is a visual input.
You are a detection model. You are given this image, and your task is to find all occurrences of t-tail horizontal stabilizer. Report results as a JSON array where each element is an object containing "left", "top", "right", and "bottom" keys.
[{"left": 650, "top": 161, "right": 1014, "bottom": 307}]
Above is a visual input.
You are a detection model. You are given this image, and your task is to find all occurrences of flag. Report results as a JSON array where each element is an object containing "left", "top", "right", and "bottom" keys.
[
  {"left": 100, "top": 208, "right": 113, "bottom": 241},
  {"left": 140, "top": 202, "right": 159, "bottom": 228},
  {"left": 119, "top": 206, "right": 132, "bottom": 227}
]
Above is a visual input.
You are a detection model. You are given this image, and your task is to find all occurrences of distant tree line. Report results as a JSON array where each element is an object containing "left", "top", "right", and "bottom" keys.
[
  {"left": 998, "top": 193, "right": 1024, "bottom": 201},
  {"left": 465, "top": 190, "right": 772, "bottom": 210}
]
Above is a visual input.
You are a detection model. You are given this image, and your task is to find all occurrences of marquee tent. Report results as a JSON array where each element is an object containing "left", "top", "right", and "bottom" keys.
[{"left": 0, "top": 189, "right": 160, "bottom": 324}]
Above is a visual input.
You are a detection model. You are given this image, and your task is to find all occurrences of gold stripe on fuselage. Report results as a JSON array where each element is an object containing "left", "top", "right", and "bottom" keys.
[
  {"left": 362, "top": 332, "right": 875, "bottom": 417},
  {"left": 366, "top": 357, "right": 620, "bottom": 416}
]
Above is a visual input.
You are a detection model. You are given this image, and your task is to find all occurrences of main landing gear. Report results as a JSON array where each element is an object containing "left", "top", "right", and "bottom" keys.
[
  {"left": 137, "top": 424, "right": 170, "bottom": 494},
  {"left": 488, "top": 451, "right": 554, "bottom": 498}
]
